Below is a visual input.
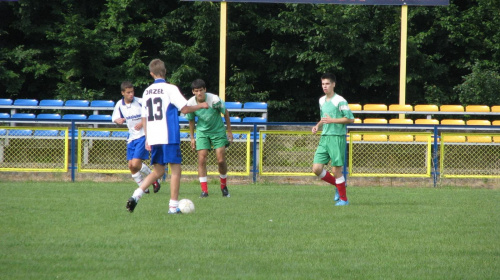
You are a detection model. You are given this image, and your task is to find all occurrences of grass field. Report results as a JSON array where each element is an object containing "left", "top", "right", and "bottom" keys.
[{"left": 0, "top": 180, "right": 498, "bottom": 279}]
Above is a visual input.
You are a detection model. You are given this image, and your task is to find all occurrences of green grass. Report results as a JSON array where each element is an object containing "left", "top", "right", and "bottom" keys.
[{"left": 0, "top": 180, "right": 498, "bottom": 280}]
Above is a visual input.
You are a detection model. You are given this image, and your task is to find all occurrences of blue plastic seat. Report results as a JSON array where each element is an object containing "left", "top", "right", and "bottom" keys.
[
  {"left": 65, "top": 100, "right": 89, "bottom": 107},
  {"left": 225, "top": 102, "right": 242, "bottom": 109},
  {"left": 242, "top": 117, "right": 267, "bottom": 123},
  {"left": 88, "top": 115, "right": 112, "bottom": 121},
  {"left": 34, "top": 130, "right": 59, "bottom": 137},
  {"left": 13, "top": 99, "right": 38, "bottom": 106},
  {"left": 12, "top": 113, "right": 36, "bottom": 119},
  {"left": 9, "top": 129, "right": 32, "bottom": 136},
  {"left": 229, "top": 116, "right": 241, "bottom": 123},
  {"left": 232, "top": 133, "right": 240, "bottom": 139},
  {"left": 86, "top": 131, "right": 111, "bottom": 137},
  {"left": 243, "top": 102, "right": 267, "bottom": 109},
  {"left": 180, "top": 132, "right": 189, "bottom": 139},
  {"left": 90, "top": 100, "right": 115, "bottom": 107},
  {"left": 62, "top": 114, "right": 87, "bottom": 120},
  {"left": 37, "top": 113, "right": 61, "bottom": 120},
  {"left": 0, "top": 113, "right": 9, "bottom": 119},
  {"left": 63, "top": 130, "right": 84, "bottom": 137},
  {"left": 39, "top": 99, "right": 64, "bottom": 107},
  {"left": 0, "top": 99, "right": 13, "bottom": 106},
  {"left": 179, "top": 116, "right": 188, "bottom": 122},
  {"left": 112, "top": 131, "right": 129, "bottom": 138},
  {"left": 0, "top": 129, "right": 6, "bottom": 136}
]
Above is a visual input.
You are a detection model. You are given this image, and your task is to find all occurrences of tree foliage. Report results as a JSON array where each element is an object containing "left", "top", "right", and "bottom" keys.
[{"left": 0, "top": 0, "right": 498, "bottom": 121}]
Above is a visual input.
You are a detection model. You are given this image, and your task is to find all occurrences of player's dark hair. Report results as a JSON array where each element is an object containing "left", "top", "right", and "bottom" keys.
[
  {"left": 321, "top": 73, "right": 336, "bottom": 83},
  {"left": 121, "top": 81, "right": 133, "bottom": 92},
  {"left": 191, "top": 79, "right": 206, "bottom": 90}
]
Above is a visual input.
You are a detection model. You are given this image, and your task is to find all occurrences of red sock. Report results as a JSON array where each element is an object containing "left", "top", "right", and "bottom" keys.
[
  {"left": 321, "top": 171, "right": 336, "bottom": 186},
  {"left": 336, "top": 181, "right": 347, "bottom": 201},
  {"left": 220, "top": 177, "right": 227, "bottom": 189},
  {"left": 201, "top": 182, "right": 208, "bottom": 193}
]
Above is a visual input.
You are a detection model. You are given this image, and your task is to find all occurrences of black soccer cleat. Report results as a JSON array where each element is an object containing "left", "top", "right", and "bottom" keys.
[
  {"left": 222, "top": 186, "right": 230, "bottom": 197},
  {"left": 152, "top": 180, "right": 161, "bottom": 193},
  {"left": 200, "top": 191, "right": 209, "bottom": 198},
  {"left": 144, "top": 188, "right": 150, "bottom": 194},
  {"left": 126, "top": 197, "right": 137, "bottom": 213}
]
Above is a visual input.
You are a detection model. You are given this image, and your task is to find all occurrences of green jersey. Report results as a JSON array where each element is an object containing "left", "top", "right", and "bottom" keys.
[
  {"left": 185, "top": 92, "right": 227, "bottom": 137},
  {"left": 319, "top": 93, "right": 354, "bottom": 136}
]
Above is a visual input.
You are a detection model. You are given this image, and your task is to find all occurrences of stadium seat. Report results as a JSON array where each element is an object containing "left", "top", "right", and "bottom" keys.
[
  {"left": 232, "top": 133, "right": 240, "bottom": 139},
  {"left": 179, "top": 132, "right": 189, "bottom": 139},
  {"left": 491, "top": 106, "right": 500, "bottom": 112},
  {"left": 178, "top": 115, "right": 188, "bottom": 122},
  {"left": 414, "top": 135, "right": 434, "bottom": 142},
  {"left": 363, "top": 118, "right": 387, "bottom": 124},
  {"left": 415, "top": 119, "right": 439, "bottom": 125},
  {"left": 353, "top": 118, "right": 362, "bottom": 124},
  {"left": 363, "top": 104, "right": 387, "bottom": 111},
  {"left": 34, "top": 130, "right": 59, "bottom": 137},
  {"left": 440, "top": 119, "right": 465, "bottom": 125},
  {"left": 112, "top": 131, "right": 129, "bottom": 138},
  {"left": 465, "top": 105, "right": 490, "bottom": 113},
  {"left": 86, "top": 131, "right": 111, "bottom": 137},
  {"left": 346, "top": 134, "right": 362, "bottom": 141},
  {"left": 493, "top": 136, "right": 500, "bottom": 143},
  {"left": 349, "top": 104, "right": 362, "bottom": 111},
  {"left": 37, "top": 113, "right": 61, "bottom": 120},
  {"left": 441, "top": 135, "right": 465, "bottom": 142},
  {"left": 243, "top": 102, "right": 267, "bottom": 109},
  {"left": 13, "top": 99, "right": 38, "bottom": 106},
  {"left": 389, "top": 118, "right": 413, "bottom": 124},
  {"left": 467, "top": 135, "right": 492, "bottom": 143},
  {"left": 0, "top": 99, "right": 13, "bottom": 106},
  {"left": 440, "top": 105, "right": 464, "bottom": 112},
  {"left": 225, "top": 102, "right": 242, "bottom": 109},
  {"left": 65, "top": 100, "right": 89, "bottom": 107},
  {"left": 363, "top": 134, "right": 388, "bottom": 141},
  {"left": 0, "top": 113, "right": 9, "bottom": 119},
  {"left": 389, "top": 134, "right": 414, "bottom": 142},
  {"left": 0, "top": 129, "right": 6, "bottom": 136},
  {"left": 466, "top": 120, "right": 491, "bottom": 126},
  {"left": 229, "top": 116, "right": 241, "bottom": 123},
  {"left": 414, "top": 104, "right": 438, "bottom": 112},
  {"left": 64, "top": 129, "right": 84, "bottom": 137},
  {"left": 62, "top": 114, "right": 87, "bottom": 120},
  {"left": 9, "top": 129, "right": 32, "bottom": 136},
  {"left": 90, "top": 100, "right": 115, "bottom": 107},
  {"left": 39, "top": 99, "right": 64, "bottom": 107},
  {"left": 12, "top": 113, "right": 36, "bottom": 119},
  {"left": 242, "top": 117, "right": 267, "bottom": 123},
  {"left": 88, "top": 115, "right": 112, "bottom": 121},
  {"left": 388, "top": 104, "right": 413, "bottom": 112},
  {"left": 492, "top": 120, "right": 500, "bottom": 126}
]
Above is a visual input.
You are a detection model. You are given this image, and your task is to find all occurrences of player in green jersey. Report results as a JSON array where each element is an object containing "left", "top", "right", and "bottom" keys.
[
  {"left": 312, "top": 73, "right": 355, "bottom": 206},
  {"left": 186, "top": 79, "right": 233, "bottom": 198}
]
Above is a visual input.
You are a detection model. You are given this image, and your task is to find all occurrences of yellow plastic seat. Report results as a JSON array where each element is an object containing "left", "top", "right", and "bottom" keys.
[
  {"left": 353, "top": 118, "right": 362, "bottom": 124},
  {"left": 414, "top": 104, "right": 438, "bottom": 112},
  {"left": 440, "top": 105, "right": 464, "bottom": 112},
  {"left": 349, "top": 104, "right": 362, "bottom": 111},
  {"left": 466, "top": 120, "right": 491, "bottom": 126},
  {"left": 389, "top": 134, "right": 413, "bottom": 142},
  {"left": 415, "top": 119, "right": 439, "bottom": 125},
  {"left": 363, "top": 134, "right": 388, "bottom": 142},
  {"left": 492, "top": 120, "right": 500, "bottom": 126},
  {"left": 415, "top": 135, "right": 436, "bottom": 142},
  {"left": 465, "top": 105, "right": 490, "bottom": 113},
  {"left": 363, "top": 104, "right": 387, "bottom": 111},
  {"left": 441, "top": 135, "right": 466, "bottom": 142},
  {"left": 388, "top": 104, "right": 413, "bottom": 112},
  {"left": 363, "top": 118, "right": 388, "bottom": 124},
  {"left": 490, "top": 106, "right": 500, "bottom": 112},
  {"left": 493, "top": 136, "right": 500, "bottom": 143},
  {"left": 389, "top": 118, "right": 413, "bottom": 124},
  {"left": 467, "top": 135, "right": 492, "bottom": 143},
  {"left": 346, "top": 134, "right": 362, "bottom": 141},
  {"left": 440, "top": 119, "right": 465, "bottom": 125}
]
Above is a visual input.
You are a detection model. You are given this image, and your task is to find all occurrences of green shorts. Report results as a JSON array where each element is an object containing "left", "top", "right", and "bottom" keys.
[
  {"left": 196, "top": 132, "right": 229, "bottom": 151},
  {"left": 313, "top": 135, "right": 346, "bottom": 166}
]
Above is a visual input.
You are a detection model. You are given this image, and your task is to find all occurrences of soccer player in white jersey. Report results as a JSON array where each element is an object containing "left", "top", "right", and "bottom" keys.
[
  {"left": 126, "top": 59, "right": 208, "bottom": 214},
  {"left": 112, "top": 81, "right": 161, "bottom": 194},
  {"left": 185, "top": 79, "right": 233, "bottom": 198},
  {"left": 312, "top": 73, "right": 354, "bottom": 206}
]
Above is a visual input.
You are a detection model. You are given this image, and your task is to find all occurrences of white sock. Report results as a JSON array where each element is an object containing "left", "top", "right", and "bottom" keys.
[
  {"left": 132, "top": 172, "right": 143, "bottom": 186},
  {"left": 336, "top": 176, "right": 345, "bottom": 184},
  {"left": 319, "top": 169, "right": 327, "bottom": 178},
  {"left": 199, "top": 177, "right": 208, "bottom": 183},
  {"left": 132, "top": 188, "right": 145, "bottom": 202},
  {"left": 140, "top": 163, "right": 151, "bottom": 176},
  {"left": 169, "top": 199, "right": 179, "bottom": 210},
  {"left": 220, "top": 174, "right": 227, "bottom": 179}
]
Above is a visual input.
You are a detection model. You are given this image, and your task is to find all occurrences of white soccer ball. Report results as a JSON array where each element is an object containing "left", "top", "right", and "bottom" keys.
[{"left": 178, "top": 199, "right": 195, "bottom": 214}]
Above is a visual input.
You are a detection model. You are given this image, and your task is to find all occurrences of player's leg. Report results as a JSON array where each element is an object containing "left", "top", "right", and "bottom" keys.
[
  {"left": 329, "top": 136, "right": 348, "bottom": 206},
  {"left": 134, "top": 136, "right": 160, "bottom": 193},
  {"left": 129, "top": 158, "right": 150, "bottom": 193},
  {"left": 313, "top": 141, "right": 336, "bottom": 186},
  {"left": 215, "top": 146, "right": 229, "bottom": 197},
  {"left": 197, "top": 149, "right": 209, "bottom": 197},
  {"left": 168, "top": 163, "right": 182, "bottom": 214}
]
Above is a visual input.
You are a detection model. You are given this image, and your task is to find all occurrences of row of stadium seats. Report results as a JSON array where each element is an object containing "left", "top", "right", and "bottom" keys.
[
  {"left": 355, "top": 118, "right": 500, "bottom": 126},
  {"left": 347, "top": 133, "right": 500, "bottom": 143},
  {"left": 0, "top": 99, "right": 268, "bottom": 110},
  {"left": 179, "top": 132, "right": 266, "bottom": 140},
  {"left": 0, "top": 113, "right": 112, "bottom": 121},
  {"left": 349, "top": 104, "right": 500, "bottom": 112},
  {"left": 0, "top": 129, "right": 128, "bottom": 138},
  {"left": 178, "top": 116, "right": 267, "bottom": 123}
]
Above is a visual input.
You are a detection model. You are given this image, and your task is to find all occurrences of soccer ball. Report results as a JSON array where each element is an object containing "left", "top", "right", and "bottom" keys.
[{"left": 178, "top": 199, "right": 195, "bottom": 214}]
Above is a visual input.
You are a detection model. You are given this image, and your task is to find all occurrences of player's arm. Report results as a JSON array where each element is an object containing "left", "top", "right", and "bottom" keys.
[
  {"left": 321, "top": 115, "right": 354, "bottom": 124},
  {"left": 312, "top": 120, "right": 322, "bottom": 134},
  {"left": 223, "top": 110, "right": 233, "bottom": 142},
  {"left": 142, "top": 117, "right": 151, "bottom": 151},
  {"left": 189, "top": 120, "right": 196, "bottom": 150},
  {"left": 180, "top": 102, "right": 208, "bottom": 114}
]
